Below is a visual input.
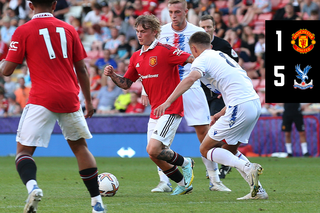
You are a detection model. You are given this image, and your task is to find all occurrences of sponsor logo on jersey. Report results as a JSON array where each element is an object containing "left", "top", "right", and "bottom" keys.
[
  {"left": 149, "top": 56, "right": 157, "bottom": 67},
  {"left": 293, "top": 64, "right": 313, "bottom": 90},
  {"left": 291, "top": 29, "right": 316, "bottom": 54},
  {"left": 138, "top": 73, "right": 159, "bottom": 80},
  {"left": 9, "top": 41, "right": 19, "bottom": 51},
  {"left": 136, "top": 63, "right": 140, "bottom": 68}
]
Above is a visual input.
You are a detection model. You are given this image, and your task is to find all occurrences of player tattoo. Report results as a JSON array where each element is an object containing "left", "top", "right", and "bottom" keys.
[
  {"left": 157, "top": 148, "right": 174, "bottom": 161},
  {"left": 111, "top": 74, "right": 133, "bottom": 89}
]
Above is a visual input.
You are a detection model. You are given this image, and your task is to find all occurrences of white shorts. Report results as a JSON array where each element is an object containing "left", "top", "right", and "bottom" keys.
[
  {"left": 182, "top": 87, "right": 210, "bottom": 126},
  {"left": 16, "top": 104, "right": 92, "bottom": 148},
  {"left": 208, "top": 99, "right": 261, "bottom": 145},
  {"left": 147, "top": 114, "right": 182, "bottom": 147}
]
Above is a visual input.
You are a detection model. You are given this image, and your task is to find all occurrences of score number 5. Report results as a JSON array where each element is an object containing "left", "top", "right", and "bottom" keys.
[
  {"left": 274, "top": 66, "right": 285, "bottom": 87},
  {"left": 274, "top": 31, "right": 284, "bottom": 86}
]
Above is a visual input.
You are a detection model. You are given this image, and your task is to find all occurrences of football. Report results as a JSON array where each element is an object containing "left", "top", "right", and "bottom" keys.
[{"left": 98, "top": 172, "right": 119, "bottom": 197}]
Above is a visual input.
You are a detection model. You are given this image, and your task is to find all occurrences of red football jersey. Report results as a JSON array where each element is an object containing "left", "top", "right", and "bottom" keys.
[
  {"left": 124, "top": 41, "right": 190, "bottom": 119},
  {"left": 6, "top": 13, "right": 87, "bottom": 113}
]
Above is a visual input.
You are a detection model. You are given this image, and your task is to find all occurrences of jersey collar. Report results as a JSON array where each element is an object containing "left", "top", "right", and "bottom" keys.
[
  {"left": 139, "top": 39, "right": 158, "bottom": 56},
  {"left": 32, "top": 13, "right": 54, "bottom": 19}
]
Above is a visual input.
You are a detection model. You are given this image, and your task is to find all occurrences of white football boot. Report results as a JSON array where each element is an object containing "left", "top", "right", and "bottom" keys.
[
  {"left": 23, "top": 185, "right": 43, "bottom": 213},
  {"left": 209, "top": 181, "right": 232, "bottom": 191},
  {"left": 151, "top": 181, "right": 172, "bottom": 192}
]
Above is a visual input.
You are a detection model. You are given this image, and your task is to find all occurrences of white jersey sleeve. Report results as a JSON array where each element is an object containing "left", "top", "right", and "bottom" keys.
[{"left": 191, "top": 49, "right": 259, "bottom": 106}]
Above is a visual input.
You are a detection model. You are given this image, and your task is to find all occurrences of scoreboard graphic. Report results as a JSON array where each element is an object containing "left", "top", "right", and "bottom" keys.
[{"left": 265, "top": 21, "right": 320, "bottom": 103}]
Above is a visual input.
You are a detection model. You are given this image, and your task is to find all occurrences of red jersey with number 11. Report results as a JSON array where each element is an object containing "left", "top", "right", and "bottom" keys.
[{"left": 6, "top": 13, "right": 87, "bottom": 113}]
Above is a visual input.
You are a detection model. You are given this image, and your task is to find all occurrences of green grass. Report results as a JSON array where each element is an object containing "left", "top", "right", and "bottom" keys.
[{"left": 1, "top": 157, "right": 320, "bottom": 213}]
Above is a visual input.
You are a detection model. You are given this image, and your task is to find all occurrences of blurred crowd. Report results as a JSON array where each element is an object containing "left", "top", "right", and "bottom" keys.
[{"left": 1, "top": 0, "right": 320, "bottom": 117}]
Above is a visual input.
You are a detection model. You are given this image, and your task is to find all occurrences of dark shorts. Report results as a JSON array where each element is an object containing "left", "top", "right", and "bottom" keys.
[
  {"left": 281, "top": 113, "right": 305, "bottom": 132},
  {"left": 208, "top": 97, "right": 225, "bottom": 116}
]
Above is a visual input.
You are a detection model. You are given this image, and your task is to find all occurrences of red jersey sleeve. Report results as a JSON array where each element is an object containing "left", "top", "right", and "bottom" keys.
[
  {"left": 72, "top": 28, "right": 87, "bottom": 62},
  {"left": 124, "top": 53, "right": 140, "bottom": 82},
  {"left": 166, "top": 45, "right": 190, "bottom": 66},
  {"left": 6, "top": 27, "right": 25, "bottom": 64}
]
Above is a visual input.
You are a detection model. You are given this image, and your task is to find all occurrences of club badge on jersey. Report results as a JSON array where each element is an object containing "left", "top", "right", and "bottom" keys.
[
  {"left": 265, "top": 20, "right": 320, "bottom": 103},
  {"left": 149, "top": 56, "right": 157, "bottom": 67}
]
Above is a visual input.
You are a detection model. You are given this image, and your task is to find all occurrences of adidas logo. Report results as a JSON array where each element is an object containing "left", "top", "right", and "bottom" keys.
[
  {"left": 153, "top": 130, "right": 158, "bottom": 135},
  {"left": 136, "top": 63, "right": 140, "bottom": 68}
]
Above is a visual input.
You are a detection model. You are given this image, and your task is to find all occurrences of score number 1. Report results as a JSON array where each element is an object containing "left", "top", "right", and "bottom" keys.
[{"left": 274, "top": 30, "right": 285, "bottom": 87}]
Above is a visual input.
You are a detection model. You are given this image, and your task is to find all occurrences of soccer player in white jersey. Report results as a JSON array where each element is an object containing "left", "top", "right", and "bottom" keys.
[
  {"left": 144, "top": 0, "right": 230, "bottom": 193},
  {"left": 154, "top": 31, "right": 269, "bottom": 200}
]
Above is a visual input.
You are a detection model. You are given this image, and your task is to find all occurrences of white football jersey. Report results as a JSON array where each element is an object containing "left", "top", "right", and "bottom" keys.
[
  {"left": 159, "top": 22, "right": 205, "bottom": 88},
  {"left": 191, "top": 49, "right": 259, "bottom": 106}
]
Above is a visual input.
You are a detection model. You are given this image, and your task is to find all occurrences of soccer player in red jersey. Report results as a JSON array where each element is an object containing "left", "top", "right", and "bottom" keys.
[
  {"left": 104, "top": 14, "right": 195, "bottom": 195},
  {"left": 0, "top": 1, "right": 105, "bottom": 212}
]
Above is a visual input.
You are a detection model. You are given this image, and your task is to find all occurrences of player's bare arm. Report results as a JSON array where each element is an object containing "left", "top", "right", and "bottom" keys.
[
  {"left": 74, "top": 60, "right": 94, "bottom": 118},
  {"left": 154, "top": 70, "right": 202, "bottom": 117},
  {"left": 0, "top": 60, "right": 19, "bottom": 76},
  {"left": 104, "top": 65, "right": 133, "bottom": 89},
  {"left": 185, "top": 55, "right": 194, "bottom": 64}
]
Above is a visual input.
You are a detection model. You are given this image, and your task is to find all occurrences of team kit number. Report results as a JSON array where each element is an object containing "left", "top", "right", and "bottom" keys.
[
  {"left": 39, "top": 27, "right": 68, "bottom": 59},
  {"left": 265, "top": 21, "right": 320, "bottom": 103}
]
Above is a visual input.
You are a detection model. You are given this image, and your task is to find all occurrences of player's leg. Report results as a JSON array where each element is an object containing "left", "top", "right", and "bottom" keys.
[
  {"left": 211, "top": 97, "right": 233, "bottom": 180},
  {"left": 67, "top": 138, "right": 104, "bottom": 212},
  {"left": 282, "top": 113, "right": 293, "bottom": 156},
  {"left": 298, "top": 131, "right": 309, "bottom": 156},
  {"left": 201, "top": 100, "right": 264, "bottom": 197},
  {"left": 148, "top": 118, "right": 172, "bottom": 192},
  {"left": 59, "top": 108, "right": 105, "bottom": 212},
  {"left": 235, "top": 151, "right": 268, "bottom": 200},
  {"left": 184, "top": 87, "right": 230, "bottom": 191},
  {"left": 294, "top": 114, "right": 309, "bottom": 156},
  {"left": 15, "top": 104, "right": 57, "bottom": 213},
  {"left": 147, "top": 114, "right": 194, "bottom": 195}
]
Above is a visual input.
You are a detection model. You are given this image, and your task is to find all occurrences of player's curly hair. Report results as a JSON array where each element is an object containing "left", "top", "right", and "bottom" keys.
[
  {"left": 135, "top": 15, "right": 161, "bottom": 39},
  {"left": 30, "top": 0, "right": 56, "bottom": 7}
]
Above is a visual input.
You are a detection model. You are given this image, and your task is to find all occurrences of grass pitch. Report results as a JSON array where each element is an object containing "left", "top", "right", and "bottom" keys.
[{"left": 1, "top": 156, "right": 320, "bottom": 213}]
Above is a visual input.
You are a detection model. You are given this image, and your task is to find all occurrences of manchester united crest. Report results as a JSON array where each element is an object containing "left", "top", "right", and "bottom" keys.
[
  {"left": 291, "top": 29, "right": 316, "bottom": 54},
  {"left": 149, "top": 56, "right": 157, "bottom": 67}
]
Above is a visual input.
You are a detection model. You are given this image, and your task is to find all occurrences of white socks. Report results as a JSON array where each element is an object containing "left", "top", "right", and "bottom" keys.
[
  {"left": 202, "top": 156, "right": 220, "bottom": 182},
  {"left": 26, "top": 179, "right": 38, "bottom": 194},
  {"left": 206, "top": 147, "right": 249, "bottom": 173},
  {"left": 91, "top": 195, "right": 103, "bottom": 207},
  {"left": 285, "top": 143, "right": 293, "bottom": 154},
  {"left": 158, "top": 167, "right": 170, "bottom": 183},
  {"left": 235, "top": 151, "right": 263, "bottom": 188},
  {"left": 301, "top": 142, "right": 308, "bottom": 155},
  {"left": 286, "top": 142, "right": 309, "bottom": 155},
  {"left": 181, "top": 157, "right": 190, "bottom": 167}
]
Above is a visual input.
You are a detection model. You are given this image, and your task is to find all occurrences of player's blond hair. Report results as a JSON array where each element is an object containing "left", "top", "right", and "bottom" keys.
[
  {"left": 135, "top": 15, "right": 161, "bottom": 39},
  {"left": 168, "top": 0, "right": 187, "bottom": 9}
]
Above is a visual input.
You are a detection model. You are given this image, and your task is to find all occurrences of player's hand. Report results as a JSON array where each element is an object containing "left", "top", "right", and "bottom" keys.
[
  {"left": 84, "top": 101, "right": 94, "bottom": 118},
  {"left": 154, "top": 102, "right": 171, "bottom": 118},
  {"left": 141, "top": 95, "right": 149, "bottom": 106},
  {"left": 104, "top": 65, "right": 114, "bottom": 76},
  {"left": 210, "top": 113, "right": 221, "bottom": 126}
]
